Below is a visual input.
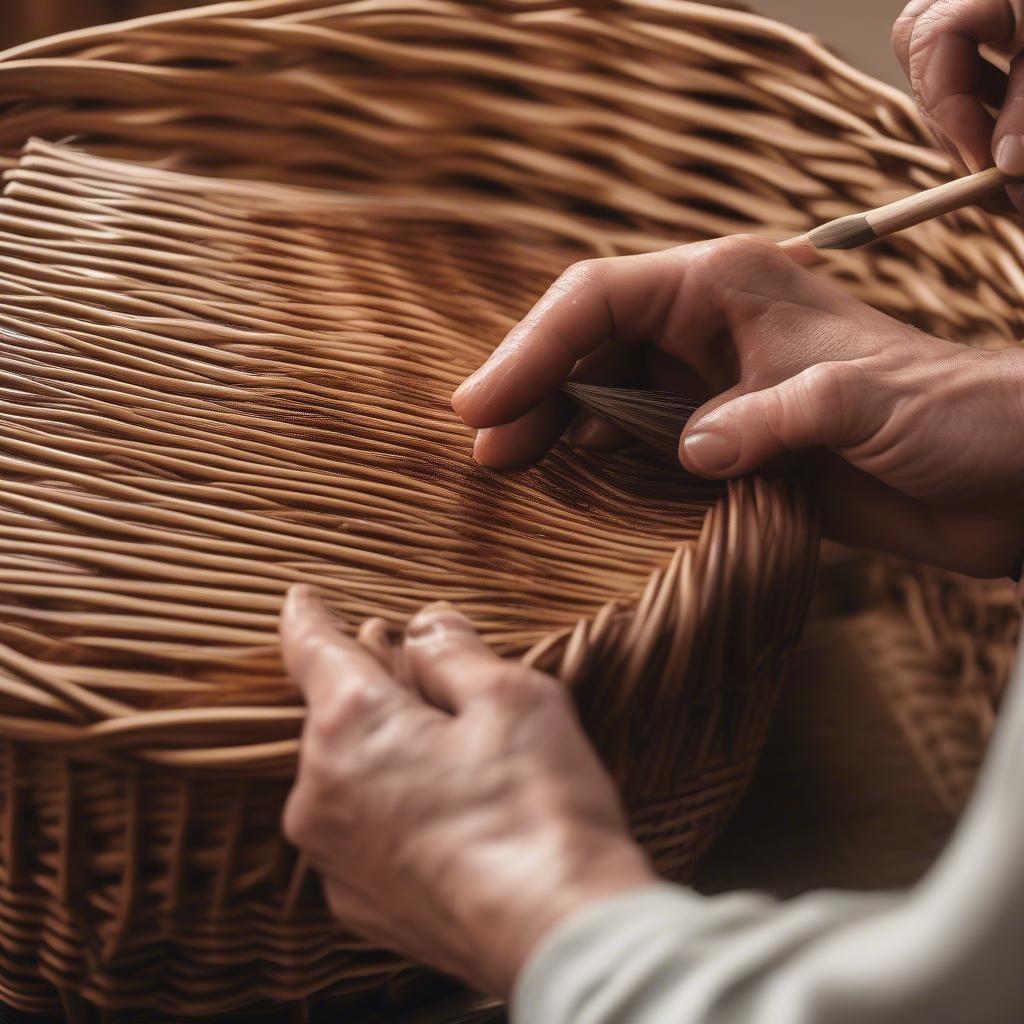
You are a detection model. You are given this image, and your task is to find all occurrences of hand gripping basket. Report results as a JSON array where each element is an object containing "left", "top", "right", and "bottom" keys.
[{"left": 0, "top": 0, "right": 1022, "bottom": 1018}]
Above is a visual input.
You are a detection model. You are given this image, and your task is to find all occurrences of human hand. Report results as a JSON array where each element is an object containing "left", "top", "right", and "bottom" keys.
[
  {"left": 893, "top": 0, "right": 1024, "bottom": 210},
  {"left": 280, "top": 586, "right": 654, "bottom": 998},
  {"left": 452, "top": 236, "right": 1024, "bottom": 578}
]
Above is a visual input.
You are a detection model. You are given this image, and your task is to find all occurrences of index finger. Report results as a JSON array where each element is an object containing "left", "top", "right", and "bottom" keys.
[
  {"left": 451, "top": 247, "right": 701, "bottom": 430},
  {"left": 452, "top": 236, "right": 818, "bottom": 434},
  {"left": 280, "top": 584, "right": 404, "bottom": 709}
]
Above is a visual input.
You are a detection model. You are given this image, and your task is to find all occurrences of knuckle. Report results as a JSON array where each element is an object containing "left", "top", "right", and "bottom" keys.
[
  {"left": 793, "top": 361, "right": 866, "bottom": 443},
  {"left": 479, "top": 666, "right": 564, "bottom": 711},
  {"left": 800, "top": 360, "right": 843, "bottom": 396},
  {"left": 310, "top": 682, "right": 376, "bottom": 736},
  {"left": 816, "top": 359, "right": 865, "bottom": 397},
  {"left": 559, "top": 258, "right": 606, "bottom": 291},
  {"left": 761, "top": 384, "right": 791, "bottom": 441},
  {"left": 699, "top": 234, "right": 791, "bottom": 290},
  {"left": 289, "top": 626, "right": 329, "bottom": 674},
  {"left": 795, "top": 362, "right": 843, "bottom": 416}
]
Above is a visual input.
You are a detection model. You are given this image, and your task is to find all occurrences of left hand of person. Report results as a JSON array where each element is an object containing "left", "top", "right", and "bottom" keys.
[
  {"left": 893, "top": 0, "right": 1024, "bottom": 210},
  {"left": 280, "top": 585, "right": 655, "bottom": 998}
]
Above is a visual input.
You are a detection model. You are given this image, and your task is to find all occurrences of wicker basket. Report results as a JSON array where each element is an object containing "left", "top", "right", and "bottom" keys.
[
  {"left": 699, "top": 550, "right": 1020, "bottom": 897},
  {"left": 0, "top": 2, "right": 210, "bottom": 49},
  {"left": 0, "top": 133, "right": 817, "bottom": 1018},
  {"left": 0, "top": 0, "right": 1022, "bottom": 1018}
]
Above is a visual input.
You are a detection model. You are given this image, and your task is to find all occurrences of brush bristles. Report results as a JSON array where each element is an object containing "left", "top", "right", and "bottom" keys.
[
  {"left": 807, "top": 213, "right": 877, "bottom": 250},
  {"left": 562, "top": 383, "right": 699, "bottom": 458}
]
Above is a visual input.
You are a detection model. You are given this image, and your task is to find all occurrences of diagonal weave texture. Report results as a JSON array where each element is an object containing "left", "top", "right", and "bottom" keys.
[
  {"left": 1, "top": 0, "right": 1023, "bottom": 344},
  {"left": 0, "top": 140, "right": 815, "bottom": 1016},
  {"left": 0, "top": 2, "right": 210, "bottom": 49}
]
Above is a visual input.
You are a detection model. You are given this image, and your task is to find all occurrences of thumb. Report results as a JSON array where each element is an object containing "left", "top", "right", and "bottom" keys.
[
  {"left": 993, "top": 57, "right": 1024, "bottom": 209},
  {"left": 679, "top": 362, "right": 869, "bottom": 478}
]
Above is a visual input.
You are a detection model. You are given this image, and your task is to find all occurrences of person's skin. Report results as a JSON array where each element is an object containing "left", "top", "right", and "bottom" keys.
[
  {"left": 893, "top": 0, "right": 1024, "bottom": 210},
  {"left": 456, "top": 235, "right": 1024, "bottom": 578},
  {"left": 282, "top": 0, "right": 1024, "bottom": 1004},
  {"left": 281, "top": 588, "right": 655, "bottom": 997}
]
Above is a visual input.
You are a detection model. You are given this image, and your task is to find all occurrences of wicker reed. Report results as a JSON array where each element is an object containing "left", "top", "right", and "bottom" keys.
[
  {"left": 0, "top": 136, "right": 816, "bottom": 1016},
  {"left": 0, "top": 2, "right": 210, "bottom": 49},
  {"left": 0, "top": 0, "right": 1022, "bottom": 1017}
]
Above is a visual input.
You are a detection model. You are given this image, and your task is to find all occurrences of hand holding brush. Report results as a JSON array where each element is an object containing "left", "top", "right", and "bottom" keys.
[
  {"left": 554, "top": 166, "right": 1017, "bottom": 458},
  {"left": 453, "top": 233, "right": 1024, "bottom": 580}
]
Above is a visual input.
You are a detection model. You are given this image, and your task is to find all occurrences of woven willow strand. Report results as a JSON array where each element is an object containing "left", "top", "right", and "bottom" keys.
[
  {"left": 0, "top": 137, "right": 815, "bottom": 786},
  {"left": 1, "top": 0, "right": 1022, "bottom": 345},
  {"left": 0, "top": 136, "right": 814, "bottom": 1017}
]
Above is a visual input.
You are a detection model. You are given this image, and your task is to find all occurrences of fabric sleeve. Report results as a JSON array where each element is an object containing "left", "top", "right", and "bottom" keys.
[{"left": 512, "top": 645, "right": 1024, "bottom": 1024}]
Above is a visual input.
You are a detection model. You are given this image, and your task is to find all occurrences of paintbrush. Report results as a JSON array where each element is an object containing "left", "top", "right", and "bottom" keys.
[
  {"left": 562, "top": 383, "right": 698, "bottom": 458},
  {"left": 796, "top": 164, "right": 1009, "bottom": 251},
  {"left": 563, "top": 167, "right": 1011, "bottom": 453}
]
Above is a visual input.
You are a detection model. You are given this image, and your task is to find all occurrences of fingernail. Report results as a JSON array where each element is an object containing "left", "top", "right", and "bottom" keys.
[
  {"left": 996, "top": 135, "right": 1024, "bottom": 177},
  {"left": 681, "top": 430, "right": 740, "bottom": 474},
  {"left": 471, "top": 427, "right": 496, "bottom": 466}
]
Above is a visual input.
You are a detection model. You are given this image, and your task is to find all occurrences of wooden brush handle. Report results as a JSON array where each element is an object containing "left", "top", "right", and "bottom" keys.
[
  {"left": 790, "top": 166, "right": 1011, "bottom": 254},
  {"left": 866, "top": 165, "right": 1007, "bottom": 237}
]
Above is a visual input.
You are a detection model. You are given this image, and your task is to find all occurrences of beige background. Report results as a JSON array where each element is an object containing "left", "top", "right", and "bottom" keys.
[{"left": 755, "top": 0, "right": 910, "bottom": 91}]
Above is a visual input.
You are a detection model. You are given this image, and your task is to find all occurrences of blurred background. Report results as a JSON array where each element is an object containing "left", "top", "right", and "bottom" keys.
[
  {"left": 759, "top": 0, "right": 907, "bottom": 88},
  {"left": 0, "top": 0, "right": 910, "bottom": 92}
]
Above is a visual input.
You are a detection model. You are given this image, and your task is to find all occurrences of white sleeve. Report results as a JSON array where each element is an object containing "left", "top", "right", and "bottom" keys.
[{"left": 512, "top": 646, "right": 1024, "bottom": 1024}]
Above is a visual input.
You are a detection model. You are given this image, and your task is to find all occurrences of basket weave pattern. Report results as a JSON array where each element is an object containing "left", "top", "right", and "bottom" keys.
[
  {"left": 0, "top": 2, "right": 208, "bottom": 49},
  {"left": 0, "top": 138, "right": 814, "bottom": 1014},
  {"left": 1, "top": 0, "right": 1023, "bottom": 1016},
  {"left": 2, "top": 0, "right": 1024, "bottom": 345}
]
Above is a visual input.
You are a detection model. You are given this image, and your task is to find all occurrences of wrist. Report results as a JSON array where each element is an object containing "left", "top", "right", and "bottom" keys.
[
  {"left": 466, "top": 831, "right": 656, "bottom": 998},
  {"left": 975, "top": 349, "right": 1024, "bottom": 582}
]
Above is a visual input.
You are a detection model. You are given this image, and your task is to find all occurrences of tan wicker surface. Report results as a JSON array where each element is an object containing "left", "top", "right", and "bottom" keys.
[
  {"left": 0, "top": 2, "right": 210, "bottom": 49},
  {"left": 0, "top": 138, "right": 814, "bottom": 1015},
  {"left": 0, "top": 0, "right": 1021, "bottom": 1017},
  {"left": 0, "top": 0, "right": 1020, "bottom": 353}
]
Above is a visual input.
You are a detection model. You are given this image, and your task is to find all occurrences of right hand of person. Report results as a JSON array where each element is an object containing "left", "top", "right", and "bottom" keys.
[{"left": 452, "top": 236, "right": 1024, "bottom": 579}]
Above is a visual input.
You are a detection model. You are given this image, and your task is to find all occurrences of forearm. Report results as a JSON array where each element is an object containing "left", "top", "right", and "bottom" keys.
[
  {"left": 512, "top": 883, "right": 895, "bottom": 1024},
  {"left": 513, "top": 643, "right": 1024, "bottom": 1024}
]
